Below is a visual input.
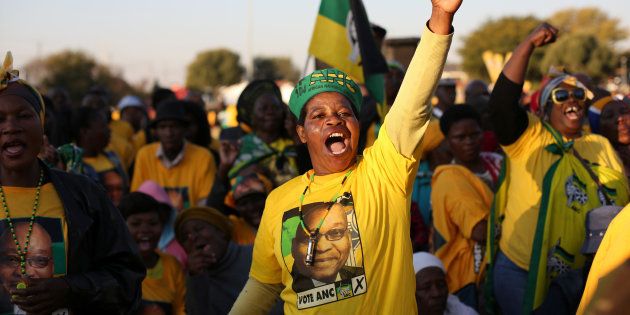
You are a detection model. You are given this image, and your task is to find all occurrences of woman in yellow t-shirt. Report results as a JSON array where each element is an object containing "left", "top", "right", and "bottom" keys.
[
  {"left": 431, "top": 105, "right": 499, "bottom": 309},
  {"left": 486, "top": 24, "right": 628, "bottom": 314},
  {"left": 73, "top": 106, "right": 129, "bottom": 203},
  {"left": 120, "top": 192, "right": 186, "bottom": 315},
  {"left": 229, "top": 2, "right": 462, "bottom": 313},
  {"left": 0, "top": 52, "right": 144, "bottom": 314}
]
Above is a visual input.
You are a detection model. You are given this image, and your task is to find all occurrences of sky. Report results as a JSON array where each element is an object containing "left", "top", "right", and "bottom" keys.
[{"left": 2, "top": 0, "right": 629, "bottom": 87}]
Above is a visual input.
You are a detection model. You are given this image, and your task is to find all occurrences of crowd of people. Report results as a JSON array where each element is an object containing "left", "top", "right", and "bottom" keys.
[{"left": 2, "top": 0, "right": 630, "bottom": 314}]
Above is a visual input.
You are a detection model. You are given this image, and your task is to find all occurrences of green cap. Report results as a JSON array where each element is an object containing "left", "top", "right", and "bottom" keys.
[{"left": 288, "top": 68, "right": 362, "bottom": 119}]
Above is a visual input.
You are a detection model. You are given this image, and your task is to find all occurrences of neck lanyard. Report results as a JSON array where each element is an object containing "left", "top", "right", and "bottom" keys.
[{"left": 298, "top": 168, "right": 353, "bottom": 265}]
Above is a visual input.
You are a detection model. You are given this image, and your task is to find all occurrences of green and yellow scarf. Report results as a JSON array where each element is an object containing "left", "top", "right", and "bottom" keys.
[{"left": 486, "top": 123, "right": 629, "bottom": 314}]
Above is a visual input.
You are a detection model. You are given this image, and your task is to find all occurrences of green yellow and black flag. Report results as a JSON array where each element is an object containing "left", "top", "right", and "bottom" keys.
[{"left": 308, "top": 0, "right": 388, "bottom": 108}]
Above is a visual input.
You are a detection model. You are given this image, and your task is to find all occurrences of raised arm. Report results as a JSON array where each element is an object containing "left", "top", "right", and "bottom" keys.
[
  {"left": 384, "top": 0, "right": 461, "bottom": 158},
  {"left": 489, "top": 23, "right": 558, "bottom": 145}
]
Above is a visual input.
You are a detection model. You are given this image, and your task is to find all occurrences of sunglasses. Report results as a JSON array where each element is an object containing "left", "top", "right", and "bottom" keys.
[{"left": 551, "top": 88, "right": 586, "bottom": 104}]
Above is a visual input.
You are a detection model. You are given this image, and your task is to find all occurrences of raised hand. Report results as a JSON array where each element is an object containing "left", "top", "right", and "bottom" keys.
[
  {"left": 428, "top": 0, "right": 463, "bottom": 35},
  {"left": 431, "top": 0, "right": 463, "bottom": 15},
  {"left": 502, "top": 22, "right": 558, "bottom": 84},
  {"left": 525, "top": 23, "right": 558, "bottom": 48}
]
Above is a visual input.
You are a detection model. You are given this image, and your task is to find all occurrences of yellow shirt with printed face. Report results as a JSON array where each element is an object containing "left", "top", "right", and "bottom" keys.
[
  {"left": 250, "top": 125, "right": 418, "bottom": 314},
  {"left": 0, "top": 183, "right": 67, "bottom": 313},
  {"left": 577, "top": 205, "right": 630, "bottom": 314},
  {"left": 431, "top": 164, "right": 492, "bottom": 293},
  {"left": 499, "top": 112, "right": 624, "bottom": 270},
  {"left": 246, "top": 24, "right": 452, "bottom": 315},
  {"left": 131, "top": 142, "right": 216, "bottom": 212}
]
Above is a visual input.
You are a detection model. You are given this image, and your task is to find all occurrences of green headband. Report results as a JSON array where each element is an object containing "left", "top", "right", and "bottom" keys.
[{"left": 288, "top": 68, "right": 362, "bottom": 119}]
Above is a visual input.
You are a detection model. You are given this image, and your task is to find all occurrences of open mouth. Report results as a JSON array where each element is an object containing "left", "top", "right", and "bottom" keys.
[
  {"left": 325, "top": 132, "right": 349, "bottom": 156},
  {"left": 137, "top": 236, "right": 155, "bottom": 252},
  {"left": 563, "top": 106, "right": 583, "bottom": 121},
  {"left": 2, "top": 140, "right": 26, "bottom": 158}
]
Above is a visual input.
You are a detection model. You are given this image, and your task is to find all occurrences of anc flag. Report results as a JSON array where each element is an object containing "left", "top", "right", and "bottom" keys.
[{"left": 308, "top": 0, "right": 388, "bottom": 107}]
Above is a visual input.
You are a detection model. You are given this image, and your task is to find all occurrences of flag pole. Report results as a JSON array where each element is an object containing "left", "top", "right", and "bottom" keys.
[{"left": 302, "top": 55, "right": 312, "bottom": 78}]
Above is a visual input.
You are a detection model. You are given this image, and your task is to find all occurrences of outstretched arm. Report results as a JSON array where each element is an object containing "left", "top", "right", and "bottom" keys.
[
  {"left": 384, "top": 0, "right": 462, "bottom": 158},
  {"left": 489, "top": 23, "right": 558, "bottom": 145}
]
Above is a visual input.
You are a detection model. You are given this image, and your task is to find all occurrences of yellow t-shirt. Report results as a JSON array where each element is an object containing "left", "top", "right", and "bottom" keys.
[
  {"left": 131, "top": 142, "right": 216, "bottom": 212},
  {"left": 141, "top": 251, "right": 186, "bottom": 315},
  {"left": 0, "top": 183, "right": 67, "bottom": 314},
  {"left": 250, "top": 125, "right": 418, "bottom": 314},
  {"left": 83, "top": 153, "right": 116, "bottom": 173},
  {"left": 132, "top": 129, "right": 148, "bottom": 153},
  {"left": 110, "top": 119, "right": 135, "bottom": 141},
  {"left": 107, "top": 133, "right": 135, "bottom": 171},
  {"left": 229, "top": 215, "right": 257, "bottom": 246},
  {"left": 238, "top": 24, "right": 452, "bottom": 315},
  {"left": 419, "top": 117, "right": 444, "bottom": 159},
  {"left": 431, "top": 165, "right": 492, "bottom": 293},
  {"left": 500, "top": 113, "right": 624, "bottom": 270},
  {"left": 577, "top": 205, "right": 630, "bottom": 314}
]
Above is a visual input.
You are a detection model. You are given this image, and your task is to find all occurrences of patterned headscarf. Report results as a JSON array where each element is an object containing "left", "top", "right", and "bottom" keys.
[
  {"left": 0, "top": 52, "right": 45, "bottom": 127},
  {"left": 288, "top": 68, "right": 362, "bottom": 119},
  {"left": 539, "top": 74, "right": 593, "bottom": 116},
  {"left": 236, "top": 80, "right": 282, "bottom": 127}
]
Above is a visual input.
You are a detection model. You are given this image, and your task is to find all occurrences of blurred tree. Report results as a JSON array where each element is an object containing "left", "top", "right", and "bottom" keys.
[
  {"left": 540, "top": 34, "right": 616, "bottom": 82},
  {"left": 186, "top": 48, "right": 244, "bottom": 91},
  {"left": 252, "top": 56, "right": 300, "bottom": 82},
  {"left": 24, "top": 50, "right": 137, "bottom": 104},
  {"left": 548, "top": 7, "right": 628, "bottom": 45},
  {"left": 459, "top": 16, "right": 543, "bottom": 81}
]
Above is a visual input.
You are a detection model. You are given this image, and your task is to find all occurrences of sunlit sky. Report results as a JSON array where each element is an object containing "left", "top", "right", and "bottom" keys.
[{"left": 2, "top": 0, "right": 629, "bottom": 87}]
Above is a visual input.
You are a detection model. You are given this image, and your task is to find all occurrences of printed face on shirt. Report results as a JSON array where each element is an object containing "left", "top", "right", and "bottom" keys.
[
  {"left": 292, "top": 203, "right": 351, "bottom": 283},
  {"left": 0, "top": 222, "right": 53, "bottom": 293},
  {"left": 281, "top": 193, "right": 367, "bottom": 309},
  {"left": 296, "top": 92, "right": 359, "bottom": 175}
]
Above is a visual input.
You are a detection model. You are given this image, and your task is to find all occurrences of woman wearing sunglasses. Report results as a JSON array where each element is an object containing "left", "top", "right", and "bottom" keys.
[{"left": 484, "top": 23, "right": 629, "bottom": 314}]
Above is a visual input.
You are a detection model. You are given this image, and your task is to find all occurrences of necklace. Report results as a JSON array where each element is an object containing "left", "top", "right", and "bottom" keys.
[
  {"left": 0, "top": 170, "right": 44, "bottom": 289},
  {"left": 298, "top": 168, "right": 353, "bottom": 266}
]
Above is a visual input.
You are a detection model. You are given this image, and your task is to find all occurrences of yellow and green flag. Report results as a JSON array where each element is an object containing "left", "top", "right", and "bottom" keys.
[{"left": 308, "top": 0, "right": 388, "bottom": 106}]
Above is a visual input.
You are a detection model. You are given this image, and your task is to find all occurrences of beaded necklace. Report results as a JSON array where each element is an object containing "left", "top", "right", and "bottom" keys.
[
  {"left": 0, "top": 170, "right": 44, "bottom": 289},
  {"left": 298, "top": 168, "right": 353, "bottom": 266}
]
